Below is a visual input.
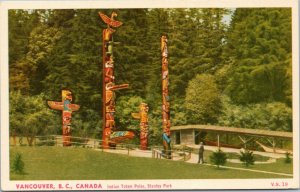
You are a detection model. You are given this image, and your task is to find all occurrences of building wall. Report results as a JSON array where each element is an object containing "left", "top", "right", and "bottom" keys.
[
  {"left": 170, "top": 132, "right": 177, "bottom": 145},
  {"left": 171, "top": 129, "right": 194, "bottom": 145}
]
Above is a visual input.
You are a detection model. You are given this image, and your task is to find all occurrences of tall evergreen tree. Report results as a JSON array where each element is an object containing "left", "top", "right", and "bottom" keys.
[
  {"left": 224, "top": 8, "right": 292, "bottom": 105},
  {"left": 144, "top": 8, "right": 170, "bottom": 107},
  {"left": 167, "top": 8, "right": 229, "bottom": 99},
  {"left": 9, "top": 10, "right": 40, "bottom": 64},
  {"left": 114, "top": 9, "right": 149, "bottom": 98}
]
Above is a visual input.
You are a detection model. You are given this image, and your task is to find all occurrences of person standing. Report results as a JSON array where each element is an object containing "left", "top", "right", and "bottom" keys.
[{"left": 198, "top": 142, "right": 204, "bottom": 164}]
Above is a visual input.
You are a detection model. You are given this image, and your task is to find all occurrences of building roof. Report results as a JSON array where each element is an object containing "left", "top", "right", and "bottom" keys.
[{"left": 171, "top": 125, "right": 293, "bottom": 139}]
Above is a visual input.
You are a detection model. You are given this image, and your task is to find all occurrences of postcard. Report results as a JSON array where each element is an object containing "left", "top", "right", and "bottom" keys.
[{"left": 0, "top": 0, "right": 299, "bottom": 191}]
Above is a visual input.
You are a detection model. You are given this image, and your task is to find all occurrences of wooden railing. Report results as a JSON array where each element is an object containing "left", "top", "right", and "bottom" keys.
[
  {"left": 151, "top": 147, "right": 191, "bottom": 161},
  {"left": 11, "top": 135, "right": 191, "bottom": 161}
]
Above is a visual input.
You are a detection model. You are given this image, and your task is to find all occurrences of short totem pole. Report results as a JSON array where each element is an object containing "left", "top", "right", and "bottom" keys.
[
  {"left": 47, "top": 89, "right": 80, "bottom": 146},
  {"left": 132, "top": 103, "right": 149, "bottom": 150},
  {"left": 161, "top": 35, "right": 171, "bottom": 159},
  {"left": 99, "top": 12, "right": 133, "bottom": 148}
]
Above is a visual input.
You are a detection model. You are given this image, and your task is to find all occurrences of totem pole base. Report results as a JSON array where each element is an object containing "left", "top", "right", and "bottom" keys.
[{"left": 62, "top": 136, "right": 71, "bottom": 146}]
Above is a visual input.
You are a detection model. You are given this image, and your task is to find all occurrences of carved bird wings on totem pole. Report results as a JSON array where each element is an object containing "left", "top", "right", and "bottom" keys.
[{"left": 98, "top": 12, "right": 123, "bottom": 28}]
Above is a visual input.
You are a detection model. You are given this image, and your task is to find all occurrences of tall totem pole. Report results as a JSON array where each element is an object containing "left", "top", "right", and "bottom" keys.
[
  {"left": 161, "top": 35, "right": 171, "bottom": 159},
  {"left": 99, "top": 12, "right": 132, "bottom": 148}
]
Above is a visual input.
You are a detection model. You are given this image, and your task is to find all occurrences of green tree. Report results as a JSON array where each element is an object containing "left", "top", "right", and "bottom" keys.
[
  {"left": 185, "top": 74, "right": 221, "bottom": 124},
  {"left": 210, "top": 149, "right": 227, "bottom": 168},
  {"left": 144, "top": 8, "right": 170, "bottom": 106},
  {"left": 239, "top": 149, "right": 255, "bottom": 167},
  {"left": 11, "top": 153, "right": 25, "bottom": 174},
  {"left": 217, "top": 96, "right": 292, "bottom": 131},
  {"left": 9, "top": 10, "right": 41, "bottom": 94},
  {"left": 115, "top": 95, "right": 144, "bottom": 131},
  {"left": 224, "top": 8, "right": 292, "bottom": 105},
  {"left": 43, "top": 10, "right": 102, "bottom": 112},
  {"left": 114, "top": 9, "right": 149, "bottom": 98},
  {"left": 284, "top": 152, "right": 292, "bottom": 164},
  {"left": 72, "top": 109, "right": 102, "bottom": 139},
  {"left": 10, "top": 24, "right": 62, "bottom": 94},
  {"left": 171, "top": 101, "right": 188, "bottom": 126},
  {"left": 168, "top": 9, "right": 229, "bottom": 99},
  {"left": 9, "top": 91, "right": 58, "bottom": 146},
  {"left": 146, "top": 102, "right": 165, "bottom": 145},
  {"left": 9, "top": 10, "right": 41, "bottom": 64}
]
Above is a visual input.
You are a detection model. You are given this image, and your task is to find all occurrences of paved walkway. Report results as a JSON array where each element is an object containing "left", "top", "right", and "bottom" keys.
[
  {"left": 185, "top": 153, "right": 292, "bottom": 177},
  {"left": 99, "top": 148, "right": 153, "bottom": 158},
  {"left": 186, "top": 144, "right": 287, "bottom": 159},
  {"left": 99, "top": 145, "right": 292, "bottom": 177}
]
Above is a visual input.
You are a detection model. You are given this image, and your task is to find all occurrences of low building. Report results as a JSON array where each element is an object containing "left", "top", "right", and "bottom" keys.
[{"left": 170, "top": 125, "right": 293, "bottom": 153}]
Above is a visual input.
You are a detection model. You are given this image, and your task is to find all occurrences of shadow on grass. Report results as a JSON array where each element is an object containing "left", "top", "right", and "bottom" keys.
[
  {"left": 10, "top": 171, "right": 29, "bottom": 175},
  {"left": 212, "top": 167, "right": 229, "bottom": 171}
]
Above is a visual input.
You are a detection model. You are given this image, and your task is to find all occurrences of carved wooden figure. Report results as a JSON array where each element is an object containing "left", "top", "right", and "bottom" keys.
[
  {"left": 47, "top": 89, "right": 80, "bottom": 146},
  {"left": 132, "top": 103, "right": 149, "bottom": 150},
  {"left": 99, "top": 12, "right": 133, "bottom": 148},
  {"left": 161, "top": 35, "right": 171, "bottom": 158}
]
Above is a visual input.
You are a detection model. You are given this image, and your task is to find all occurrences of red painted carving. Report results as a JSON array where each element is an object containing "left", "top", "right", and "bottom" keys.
[
  {"left": 99, "top": 12, "right": 134, "bottom": 148},
  {"left": 47, "top": 89, "right": 80, "bottom": 146},
  {"left": 161, "top": 35, "right": 171, "bottom": 158},
  {"left": 132, "top": 103, "right": 149, "bottom": 150}
]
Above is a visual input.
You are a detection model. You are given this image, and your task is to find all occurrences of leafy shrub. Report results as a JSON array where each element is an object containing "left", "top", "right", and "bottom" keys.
[
  {"left": 210, "top": 149, "right": 227, "bottom": 168},
  {"left": 11, "top": 153, "right": 25, "bottom": 174},
  {"left": 239, "top": 149, "right": 255, "bottom": 167},
  {"left": 218, "top": 96, "right": 292, "bottom": 132},
  {"left": 185, "top": 74, "right": 221, "bottom": 124},
  {"left": 285, "top": 152, "right": 292, "bottom": 164}
]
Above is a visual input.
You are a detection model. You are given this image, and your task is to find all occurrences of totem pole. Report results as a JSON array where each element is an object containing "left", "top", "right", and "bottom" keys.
[
  {"left": 132, "top": 103, "right": 149, "bottom": 150},
  {"left": 161, "top": 35, "right": 171, "bottom": 159},
  {"left": 99, "top": 12, "right": 133, "bottom": 148},
  {"left": 47, "top": 89, "right": 80, "bottom": 146}
]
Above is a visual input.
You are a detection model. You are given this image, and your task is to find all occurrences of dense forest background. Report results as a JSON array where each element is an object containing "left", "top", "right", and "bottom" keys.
[{"left": 9, "top": 8, "right": 292, "bottom": 145}]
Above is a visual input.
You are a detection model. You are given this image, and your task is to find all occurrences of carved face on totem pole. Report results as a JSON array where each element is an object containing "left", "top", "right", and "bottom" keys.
[
  {"left": 105, "top": 112, "right": 115, "bottom": 130},
  {"left": 105, "top": 83, "right": 116, "bottom": 112},
  {"left": 105, "top": 58, "right": 115, "bottom": 83}
]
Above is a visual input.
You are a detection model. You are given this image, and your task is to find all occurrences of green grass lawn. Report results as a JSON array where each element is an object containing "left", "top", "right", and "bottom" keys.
[{"left": 10, "top": 146, "right": 293, "bottom": 180}]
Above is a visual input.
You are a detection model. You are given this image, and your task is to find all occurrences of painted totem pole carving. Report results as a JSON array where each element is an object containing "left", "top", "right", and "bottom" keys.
[
  {"left": 161, "top": 35, "right": 171, "bottom": 159},
  {"left": 132, "top": 103, "right": 149, "bottom": 150},
  {"left": 99, "top": 12, "right": 133, "bottom": 148},
  {"left": 47, "top": 89, "right": 80, "bottom": 146}
]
